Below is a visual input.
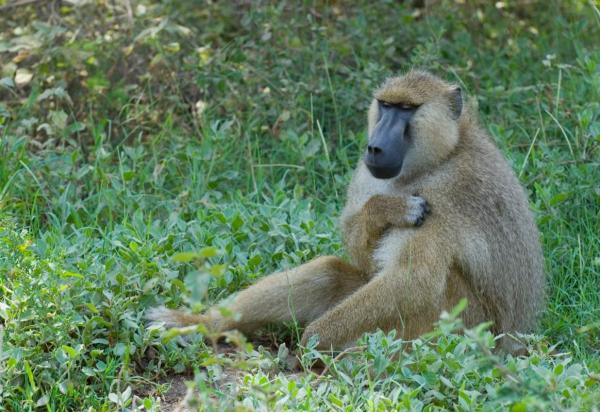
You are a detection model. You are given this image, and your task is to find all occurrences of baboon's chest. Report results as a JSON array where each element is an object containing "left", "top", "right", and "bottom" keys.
[{"left": 372, "top": 228, "right": 415, "bottom": 275}]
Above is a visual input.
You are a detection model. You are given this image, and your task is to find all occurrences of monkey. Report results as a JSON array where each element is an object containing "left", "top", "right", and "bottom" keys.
[{"left": 148, "top": 70, "right": 545, "bottom": 352}]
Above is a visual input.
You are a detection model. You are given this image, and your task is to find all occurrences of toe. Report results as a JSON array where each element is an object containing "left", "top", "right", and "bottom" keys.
[{"left": 424, "top": 201, "right": 431, "bottom": 214}]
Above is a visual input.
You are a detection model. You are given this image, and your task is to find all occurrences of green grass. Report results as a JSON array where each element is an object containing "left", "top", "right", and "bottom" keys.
[{"left": 0, "top": 0, "right": 599, "bottom": 410}]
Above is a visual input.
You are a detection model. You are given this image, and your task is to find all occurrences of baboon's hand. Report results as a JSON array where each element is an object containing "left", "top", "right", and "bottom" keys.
[{"left": 405, "top": 195, "right": 431, "bottom": 227}]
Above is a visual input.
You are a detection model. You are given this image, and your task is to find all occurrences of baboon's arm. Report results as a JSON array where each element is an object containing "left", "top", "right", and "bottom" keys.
[{"left": 342, "top": 194, "right": 430, "bottom": 273}]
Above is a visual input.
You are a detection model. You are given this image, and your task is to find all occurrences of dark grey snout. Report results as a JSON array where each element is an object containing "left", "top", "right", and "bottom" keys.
[{"left": 365, "top": 102, "right": 416, "bottom": 179}]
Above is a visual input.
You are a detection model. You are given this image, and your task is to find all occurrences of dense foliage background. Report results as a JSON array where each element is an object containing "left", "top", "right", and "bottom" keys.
[{"left": 0, "top": 0, "right": 598, "bottom": 410}]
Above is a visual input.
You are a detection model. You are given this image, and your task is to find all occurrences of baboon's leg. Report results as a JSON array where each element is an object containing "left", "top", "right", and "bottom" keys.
[
  {"left": 211, "top": 256, "right": 367, "bottom": 334},
  {"left": 301, "top": 236, "right": 452, "bottom": 349}
]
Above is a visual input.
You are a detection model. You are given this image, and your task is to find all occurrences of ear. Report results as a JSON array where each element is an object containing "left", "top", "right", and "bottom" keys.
[{"left": 449, "top": 87, "right": 462, "bottom": 120}]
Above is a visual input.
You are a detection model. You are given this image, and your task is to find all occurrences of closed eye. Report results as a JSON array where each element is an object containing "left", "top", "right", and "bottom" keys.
[
  {"left": 378, "top": 100, "right": 419, "bottom": 110},
  {"left": 398, "top": 103, "right": 417, "bottom": 110}
]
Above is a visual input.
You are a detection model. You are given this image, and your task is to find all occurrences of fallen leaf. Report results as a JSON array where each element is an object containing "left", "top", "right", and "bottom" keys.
[
  {"left": 15, "top": 69, "right": 33, "bottom": 86},
  {"left": 12, "top": 50, "right": 30, "bottom": 64}
]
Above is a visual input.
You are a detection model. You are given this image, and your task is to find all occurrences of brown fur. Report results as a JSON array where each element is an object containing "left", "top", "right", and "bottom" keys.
[{"left": 148, "top": 70, "right": 545, "bottom": 351}]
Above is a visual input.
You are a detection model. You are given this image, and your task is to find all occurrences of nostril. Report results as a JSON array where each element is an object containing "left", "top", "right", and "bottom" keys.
[{"left": 368, "top": 145, "right": 382, "bottom": 155}]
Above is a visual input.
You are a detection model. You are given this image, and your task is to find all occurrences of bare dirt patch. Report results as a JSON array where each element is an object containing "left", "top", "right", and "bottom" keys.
[
  {"left": 158, "top": 375, "right": 191, "bottom": 412},
  {"left": 138, "top": 332, "right": 306, "bottom": 410}
]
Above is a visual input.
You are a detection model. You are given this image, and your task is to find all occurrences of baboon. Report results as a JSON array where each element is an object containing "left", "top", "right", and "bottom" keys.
[{"left": 148, "top": 70, "right": 545, "bottom": 351}]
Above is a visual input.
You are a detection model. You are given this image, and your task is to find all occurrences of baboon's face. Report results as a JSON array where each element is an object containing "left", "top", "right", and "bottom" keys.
[{"left": 366, "top": 71, "right": 462, "bottom": 180}]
